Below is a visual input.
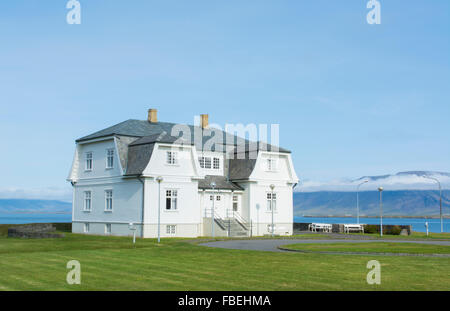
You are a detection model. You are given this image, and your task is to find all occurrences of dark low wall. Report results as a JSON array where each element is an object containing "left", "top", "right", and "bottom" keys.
[
  {"left": 363, "top": 224, "right": 412, "bottom": 235},
  {"left": 293, "top": 223, "right": 311, "bottom": 231},
  {"left": 8, "top": 223, "right": 65, "bottom": 239}
]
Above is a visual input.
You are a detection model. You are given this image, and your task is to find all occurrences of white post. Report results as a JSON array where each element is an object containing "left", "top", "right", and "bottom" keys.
[
  {"left": 357, "top": 180, "right": 368, "bottom": 224},
  {"left": 210, "top": 182, "right": 216, "bottom": 238},
  {"left": 422, "top": 176, "right": 443, "bottom": 233},
  {"left": 270, "top": 184, "right": 275, "bottom": 237},
  {"left": 156, "top": 176, "right": 163, "bottom": 243},
  {"left": 378, "top": 187, "right": 383, "bottom": 237}
]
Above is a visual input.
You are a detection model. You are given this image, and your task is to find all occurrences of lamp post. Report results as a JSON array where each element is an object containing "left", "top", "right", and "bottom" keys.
[
  {"left": 270, "top": 184, "right": 275, "bottom": 237},
  {"left": 378, "top": 186, "right": 383, "bottom": 237},
  {"left": 156, "top": 176, "right": 163, "bottom": 243},
  {"left": 422, "top": 176, "right": 443, "bottom": 233},
  {"left": 210, "top": 182, "right": 216, "bottom": 238},
  {"left": 356, "top": 180, "right": 369, "bottom": 224}
]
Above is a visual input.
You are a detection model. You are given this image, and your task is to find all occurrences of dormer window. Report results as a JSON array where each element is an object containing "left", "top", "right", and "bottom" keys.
[
  {"left": 166, "top": 151, "right": 178, "bottom": 165},
  {"left": 106, "top": 149, "right": 114, "bottom": 169},
  {"left": 85, "top": 152, "right": 93, "bottom": 171},
  {"left": 198, "top": 156, "right": 219, "bottom": 170}
]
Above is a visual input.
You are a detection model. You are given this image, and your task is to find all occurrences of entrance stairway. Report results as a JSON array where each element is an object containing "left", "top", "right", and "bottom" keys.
[
  {"left": 225, "top": 218, "right": 249, "bottom": 237},
  {"left": 205, "top": 209, "right": 250, "bottom": 237}
]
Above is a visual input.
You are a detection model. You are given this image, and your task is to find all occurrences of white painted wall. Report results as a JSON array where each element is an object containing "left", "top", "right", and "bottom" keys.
[
  {"left": 72, "top": 178, "right": 143, "bottom": 235},
  {"left": 140, "top": 143, "right": 203, "bottom": 238},
  {"left": 73, "top": 139, "right": 122, "bottom": 180}
]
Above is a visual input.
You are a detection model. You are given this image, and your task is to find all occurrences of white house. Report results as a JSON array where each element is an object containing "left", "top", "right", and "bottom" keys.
[{"left": 67, "top": 109, "right": 299, "bottom": 238}]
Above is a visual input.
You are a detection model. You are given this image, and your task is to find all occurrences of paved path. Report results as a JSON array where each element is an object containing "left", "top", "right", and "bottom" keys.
[{"left": 200, "top": 239, "right": 450, "bottom": 257}]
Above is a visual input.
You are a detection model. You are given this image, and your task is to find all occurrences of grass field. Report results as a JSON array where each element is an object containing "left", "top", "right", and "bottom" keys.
[
  {"left": 1, "top": 232, "right": 450, "bottom": 291},
  {"left": 282, "top": 242, "right": 450, "bottom": 255}
]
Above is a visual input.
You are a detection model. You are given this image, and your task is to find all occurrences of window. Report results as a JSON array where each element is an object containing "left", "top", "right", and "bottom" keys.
[
  {"left": 105, "top": 223, "right": 112, "bottom": 234},
  {"left": 105, "top": 190, "right": 113, "bottom": 211},
  {"left": 213, "top": 157, "right": 220, "bottom": 169},
  {"left": 84, "top": 191, "right": 91, "bottom": 211},
  {"left": 210, "top": 195, "right": 214, "bottom": 201},
  {"left": 267, "top": 158, "right": 277, "bottom": 171},
  {"left": 166, "top": 151, "right": 178, "bottom": 165},
  {"left": 106, "top": 149, "right": 114, "bottom": 168},
  {"left": 199, "top": 156, "right": 219, "bottom": 169},
  {"left": 204, "top": 157, "right": 211, "bottom": 169},
  {"left": 233, "top": 195, "right": 238, "bottom": 212},
  {"left": 216, "top": 195, "right": 221, "bottom": 201},
  {"left": 166, "top": 225, "right": 176, "bottom": 235},
  {"left": 85, "top": 152, "right": 93, "bottom": 171},
  {"left": 267, "top": 193, "right": 277, "bottom": 211},
  {"left": 165, "top": 190, "right": 178, "bottom": 210},
  {"left": 84, "top": 223, "right": 89, "bottom": 233}
]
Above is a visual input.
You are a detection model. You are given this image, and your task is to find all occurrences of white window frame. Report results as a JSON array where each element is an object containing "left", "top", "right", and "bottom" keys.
[
  {"left": 165, "top": 189, "right": 178, "bottom": 211},
  {"left": 166, "top": 225, "right": 176, "bottom": 235},
  {"left": 84, "top": 223, "right": 89, "bottom": 233},
  {"left": 105, "top": 223, "right": 112, "bottom": 234},
  {"left": 266, "top": 192, "right": 277, "bottom": 212},
  {"left": 83, "top": 191, "right": 92, "bottom": 212},
  {"left": 166, "top": 151, "right": 178, "bottom": 165},
  {"left": 213, "top": 157, "right": 220, "bottom": 170},
  {"left": 105, "top": 190, "right": 113, "bottom": 212},
  {"left": 106, "top": 148, "right": 114, "bottom": 169},
  {"left": 233, "top": 195, "right": 239, "bottom": 212},
  {"left": 199, "top": 157, "right": 205, "bottom": 168},
  {"left": 85, "top": 152, "right": 93, "bottom": 171},
  {"left": 204, "top": 157, "right": 211, "bottom": 169},
  {"left": 267, "top": 158, "right": 278, "bottom": 172},
  {"left": 216, "top": 195, "right": 221, "bottom": 201}
]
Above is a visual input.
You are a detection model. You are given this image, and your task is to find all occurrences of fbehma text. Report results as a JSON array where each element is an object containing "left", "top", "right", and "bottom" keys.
[{"left": 178, "top": 295, "right": 271, "bottom": 308}]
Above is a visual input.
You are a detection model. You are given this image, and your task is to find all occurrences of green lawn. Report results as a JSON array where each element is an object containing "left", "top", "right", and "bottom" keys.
[
  {"left": 282, "top": 242, "right": 450, "bottom": 255},
  {"left": 0, "top": 233, "right": 450, "bottom": 291}
]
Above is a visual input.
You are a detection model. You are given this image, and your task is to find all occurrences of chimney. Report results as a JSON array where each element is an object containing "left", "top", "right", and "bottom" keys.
[
  {"left": 148, "top": 109, "right": 158, "bottom": 123},
  {"left": 200, "top": 114, "right": 209, "bottom": 129}
]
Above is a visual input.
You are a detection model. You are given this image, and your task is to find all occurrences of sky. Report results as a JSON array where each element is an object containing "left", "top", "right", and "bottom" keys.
[{"left": 0, "top": 0, "right": 449, "bottom": 201}]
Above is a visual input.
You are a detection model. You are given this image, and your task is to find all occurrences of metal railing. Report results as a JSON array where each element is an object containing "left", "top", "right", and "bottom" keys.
[
  {"left": 226, "top": 209, "right": 249, "bottom": 231},
  {"left": 204, "top": 208, "right": 227, "bottom": 231}
]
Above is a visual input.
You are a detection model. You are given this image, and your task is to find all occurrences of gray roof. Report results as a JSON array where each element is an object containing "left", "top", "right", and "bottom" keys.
[
  {"left": 228, "top": 157, "right": 258, "bottom": 180},
  {"left": 77, "top": 119, "right": 290, "bottom": 179},
  {"left": 125, "top": 143, "right": 155, "bottom": 176},
  {"left": 198, "top": 175, "right": 244, "bottom": 191},
  {"left": 129, "top": 132, "right": 194, "bottom": 147},
  {"left": 76, "top": 119, "right": 290, "bottom": 153}
]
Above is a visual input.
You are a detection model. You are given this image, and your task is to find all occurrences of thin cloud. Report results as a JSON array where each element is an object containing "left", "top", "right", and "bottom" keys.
[
  {"left": 297, "top": 171, "right": 450, "bottom": 192},
  {"left": 0, "top": 186, "right": 72, "bottom": 202}
]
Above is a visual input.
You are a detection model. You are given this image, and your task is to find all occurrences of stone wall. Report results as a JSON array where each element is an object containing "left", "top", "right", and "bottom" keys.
[{"left": 8, "top": 223, "right": 65, "bottom": 239}]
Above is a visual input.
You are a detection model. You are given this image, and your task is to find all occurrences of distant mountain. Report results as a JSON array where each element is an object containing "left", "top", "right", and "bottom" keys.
[
  {"left": 299, "top": 171, "right": 450, "bottom": 192},
  {"left": 294, "top": 190, "right": 450, "bottom": 217},
  {"left": 0, "top": 199, "right": 72, "bottom": 214}
]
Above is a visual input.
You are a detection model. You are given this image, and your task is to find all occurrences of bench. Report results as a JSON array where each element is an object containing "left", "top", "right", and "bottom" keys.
[
  {"left": 343, "top": 224, "right": 364, "bottom": 234},
  {"left": 309, "top": 223, "right": 332, "bottom": 233}
]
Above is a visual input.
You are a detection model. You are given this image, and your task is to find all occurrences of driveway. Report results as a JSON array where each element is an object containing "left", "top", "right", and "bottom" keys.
[{"left": 200, "top": 239, "right": 450, "bottom": 255}]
